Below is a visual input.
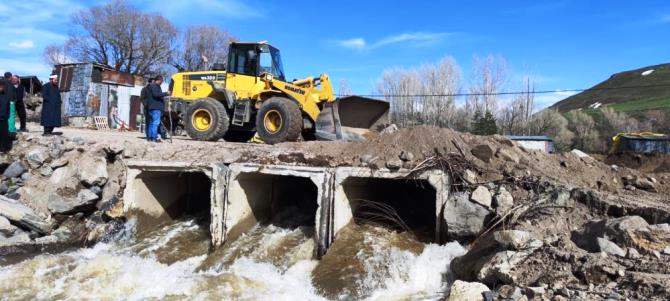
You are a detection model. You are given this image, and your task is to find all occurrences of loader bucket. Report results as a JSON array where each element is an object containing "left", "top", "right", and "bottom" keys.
[{"left": 315, "top": 96, "right": 390, "bottom": 141}]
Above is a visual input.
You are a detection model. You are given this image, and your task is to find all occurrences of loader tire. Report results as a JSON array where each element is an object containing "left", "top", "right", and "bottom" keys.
[
  {"left": 256, "top": 97, "right": 302, "bottom": 144},
  {"left": 185, "top": 98, "right": 229, "bottom": 141}
]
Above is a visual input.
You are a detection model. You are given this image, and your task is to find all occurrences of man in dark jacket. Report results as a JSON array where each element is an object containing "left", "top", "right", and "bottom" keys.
[
  {"left": 41, "top": 74, "right": 62, "bottom": 136},
  {"left": 146, "top": 75, "right": 169, "bottom": 142},
  {"left": 140, "top": 78, "right": 154, "bottom": 139},
  {"left": 0, "top": 80, "right": 11, "bottom": 153},
  {"left": 11, "top": 75, "right": 27, "bottom": 132}
]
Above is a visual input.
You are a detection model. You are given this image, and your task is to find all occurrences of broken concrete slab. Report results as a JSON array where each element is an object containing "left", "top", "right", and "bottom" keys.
[
  {"left": 0, "top": 215, "right": 17, "bottom": 236},
  {"left": 471, "top": 186, "right": 492, "bottom": 208},
  {"left": 596, "top": 237, "right": 626, "bottom": 257},
  {"left": 493, "top": 187, "right": 513, "bottom": 215}
]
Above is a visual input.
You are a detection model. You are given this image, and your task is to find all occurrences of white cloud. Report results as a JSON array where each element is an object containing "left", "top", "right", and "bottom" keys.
[
  {"left": 535, "top": 91, "right": 577, "bottom": 109},
  {"left": 335, "top": 32, "right": 452, "bottom": 50},
  {"left": 0, "top": 57, "right": 52, "bottom": 79},
  {"left": 337, "top": 38, "right": 367, "bottom": 50},
  {"left": 8, "top": 40, "right": 35, "bottom": 49}
]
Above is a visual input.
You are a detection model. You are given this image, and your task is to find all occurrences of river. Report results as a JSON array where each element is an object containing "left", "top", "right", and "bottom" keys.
[{"left": 0, "top": 217, "right": 465, "bottom": 300}]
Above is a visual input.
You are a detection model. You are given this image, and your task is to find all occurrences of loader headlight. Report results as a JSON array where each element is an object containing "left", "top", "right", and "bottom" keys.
[{"left": 263, "top": 73, "right": 273, "bottom": 82}]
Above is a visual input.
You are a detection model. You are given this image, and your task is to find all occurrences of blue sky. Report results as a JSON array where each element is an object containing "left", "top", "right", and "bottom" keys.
[{"left": 1, "top": 0, "right": 669, "bottom": 108}]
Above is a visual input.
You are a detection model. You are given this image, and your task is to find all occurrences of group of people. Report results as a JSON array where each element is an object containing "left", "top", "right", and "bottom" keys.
[
  {"left": 0, "top": 71, "right": 62, "bottom": 154},
  {"left": 0, "top": 70, "right": 167, "bottom": 153}
]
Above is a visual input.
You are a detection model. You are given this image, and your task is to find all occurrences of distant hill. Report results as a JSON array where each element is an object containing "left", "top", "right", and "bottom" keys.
[{"left": 550, "top": 63, "right": 670, "bottom": 113}]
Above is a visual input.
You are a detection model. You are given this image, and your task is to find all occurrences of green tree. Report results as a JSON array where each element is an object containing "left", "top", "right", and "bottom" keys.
[{"left": 471, "top": 110, "right": 498, "bottom": 135}]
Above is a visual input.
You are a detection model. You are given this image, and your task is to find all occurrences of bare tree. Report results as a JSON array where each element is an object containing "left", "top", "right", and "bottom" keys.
[
  {"left": 60, "top": 0, "right": 177, "bottom": 76},
  {"left": 376, "top": 56, "right": 461, "bottom": 128},
  {"left": 566, "top": 110, "right": 600, "bottom": 151},
  {"left": 498, "top": 77, "right": 535, "bottom": 135},
  {"left": 466, "top": 54, "right": 508, "bottom": 115},
  {"left": 528, "top": 109, "right": 574, "bottom": 151},
  {"left": 338, "top": 79, "right": 353, "bottom": 96},
  {"left": 42, "top": 44, "right": 72, "bottom": 66},
  {"left": 173, "top": 26, "right": 237, "bottom": 71}
]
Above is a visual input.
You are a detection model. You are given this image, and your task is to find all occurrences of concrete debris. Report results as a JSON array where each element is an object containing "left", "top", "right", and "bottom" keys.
[
  {"left": 39, "top": 166, "right": 53, "bottom": 177},
  {"left": 448, "top": 280, "right": 489, "bottom": 301},
  {"left": 443, "top": 192, "right": 491, "bottom": 240},
  {"left": 526, "top": 286, "right": 546, "bottom": 298},
  {"left": 0, "top": 231, "right": 30, "bottom": 247},
  {"left": 477, "top": 250, "right": 533, "bottom": 284},
  {"left": 470, "top": 186, "right": 492, "bottom": 208},
  {"left": 379, "top": 124, "right": 398, "bottom": 135}
]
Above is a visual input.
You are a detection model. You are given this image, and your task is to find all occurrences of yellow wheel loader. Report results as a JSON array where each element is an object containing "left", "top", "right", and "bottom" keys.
[{"left": 169, "top": 41, "right": 389, "bottom": 144}]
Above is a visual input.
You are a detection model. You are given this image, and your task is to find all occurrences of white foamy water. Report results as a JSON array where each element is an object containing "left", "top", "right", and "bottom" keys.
[{"left": 0, "top": 219, "right": 465, "bottom": 300}]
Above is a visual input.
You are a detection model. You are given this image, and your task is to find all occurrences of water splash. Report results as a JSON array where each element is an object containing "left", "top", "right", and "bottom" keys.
[{"left": 0, "top": 219, "right": 464, "bottom": 300}]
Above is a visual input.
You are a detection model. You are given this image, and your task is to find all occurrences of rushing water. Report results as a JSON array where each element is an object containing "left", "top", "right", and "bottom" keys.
[{"left": 0, "top": 217, "right": 465, "bottom": 300}]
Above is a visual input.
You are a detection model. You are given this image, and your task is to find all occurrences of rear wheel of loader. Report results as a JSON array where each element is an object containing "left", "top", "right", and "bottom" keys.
[
  {"left": 256, "top": 97, "right": 302, "bottom": 144},
  {"left": 185, "top": 98, "right": 229, "bottom": 141}
]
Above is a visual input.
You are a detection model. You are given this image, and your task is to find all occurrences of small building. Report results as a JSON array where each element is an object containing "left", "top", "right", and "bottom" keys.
[
  {"left": 610, "top": 133, "right": 670, "bottom": 154},
  {"left": 54, "top": 63, "right": 147, "bottom": 130},
  {"left": 506, "top": 135, "right": 555, "bottom": 153}
]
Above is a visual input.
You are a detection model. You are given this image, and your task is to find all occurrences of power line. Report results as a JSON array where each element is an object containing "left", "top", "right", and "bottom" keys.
[{"left": 337, "top": 83, "right": 670, "bottom": 98}]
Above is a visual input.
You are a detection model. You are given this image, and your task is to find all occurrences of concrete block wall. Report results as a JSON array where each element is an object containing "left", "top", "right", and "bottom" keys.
[{"left": 123, "top": 161, "right": 449, "bottom": 258}]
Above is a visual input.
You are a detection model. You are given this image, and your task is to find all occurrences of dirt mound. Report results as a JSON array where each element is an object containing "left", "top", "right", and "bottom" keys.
[{"left": 606, "top": 152, "right": 670, "bottom": 173}]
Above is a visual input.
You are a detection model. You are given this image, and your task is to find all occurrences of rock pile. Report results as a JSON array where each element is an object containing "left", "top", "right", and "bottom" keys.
[{"left": 0, "top": 135, "right": 127, "bottom": 251}]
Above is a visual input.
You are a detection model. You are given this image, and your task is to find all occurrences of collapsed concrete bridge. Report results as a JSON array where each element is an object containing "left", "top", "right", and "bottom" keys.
[{"left": 123, "top": 161, "right": 450, "bottom": 257}]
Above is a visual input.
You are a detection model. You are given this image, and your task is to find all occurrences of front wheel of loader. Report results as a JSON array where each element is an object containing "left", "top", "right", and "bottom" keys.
[
  {"left": 256, "top": 97, "right": 302, "bottom": 144},
  {"left": 185, "top": 98, "right": 229, "bottom": 141}
]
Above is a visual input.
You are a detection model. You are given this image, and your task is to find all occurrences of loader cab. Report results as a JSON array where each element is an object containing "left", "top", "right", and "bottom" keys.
[{"left": 227, "top": 42, "right": 286, "bottom": 81}]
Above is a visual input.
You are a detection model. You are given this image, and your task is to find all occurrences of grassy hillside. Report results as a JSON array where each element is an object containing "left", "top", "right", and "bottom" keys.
[{"left": 551, "top": 63, "right": 670, "bottom": 112}]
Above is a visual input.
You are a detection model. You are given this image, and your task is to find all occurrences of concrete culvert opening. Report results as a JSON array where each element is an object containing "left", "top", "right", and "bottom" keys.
[
  {"left": 132, "top": 170, "right": 212, "bottom": 227},
  {"left": 228, "top": 173, "right": 318, "bottom": 239},
  {"left": 343, "top": 177, "right": 437, "bottom": 243}
]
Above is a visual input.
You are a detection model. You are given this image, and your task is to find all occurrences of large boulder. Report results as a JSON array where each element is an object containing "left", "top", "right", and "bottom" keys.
[
  {"left": 596, "top": 237, "right": 626, "bottom": 257},
  {"left": 448, "top": 280, "right": 489, "bottom": 301},
  {"left": 471, "top": 144, "right": 494, "bottom": 163},
  {"left": 571, "top": 216, "right": 656, "bottom": 252},
  {"left": 3, "top": 161, "right": 27, "bottom": 178},
  {"left": 47, "top": 190, "right": 100, "bottom": 215},
  {"left": 77, "top": 156, "right": 108, "bottom": 187},
  {"left": 443, "top": 192, "right": 492, "bottom": 241},
  {"left": 0, "top": 195, "right": 50, "bottom": 234}
]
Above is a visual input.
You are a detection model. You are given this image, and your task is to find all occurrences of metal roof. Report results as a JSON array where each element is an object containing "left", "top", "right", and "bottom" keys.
[{"left": 506, "top": 135, "right": 553, "bottom": 141}]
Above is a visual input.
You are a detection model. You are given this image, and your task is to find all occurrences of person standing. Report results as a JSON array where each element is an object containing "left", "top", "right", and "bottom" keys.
[
  {"left": 146, "top": 75, "right": 169, "bottom": 142},
  {"left": 41, "top": 74, "right": 62, "bottom": 136},
  {"left": 0, "top": 80, "right": 11, "bottom": 153},
  {"left": 140, "top": 78, "right": 154, "bottom": 139},
  {"left": 11, "top": 75, "right": 27, "bottom": 132}
]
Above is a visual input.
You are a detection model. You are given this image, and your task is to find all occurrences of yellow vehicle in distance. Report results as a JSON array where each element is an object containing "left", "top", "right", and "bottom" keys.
[{"left": 169, "top": 41, "right": 389, "bottom": 144}]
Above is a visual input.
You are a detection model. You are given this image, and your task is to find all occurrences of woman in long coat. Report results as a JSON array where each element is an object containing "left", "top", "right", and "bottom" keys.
[{"left": 41, "top": 75, "right": 62, "bottom": 135}]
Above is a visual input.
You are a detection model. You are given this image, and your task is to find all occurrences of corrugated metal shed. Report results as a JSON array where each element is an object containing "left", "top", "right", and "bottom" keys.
[{"left": 612, "top": 134, "right": 670, "bottom": 154}]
